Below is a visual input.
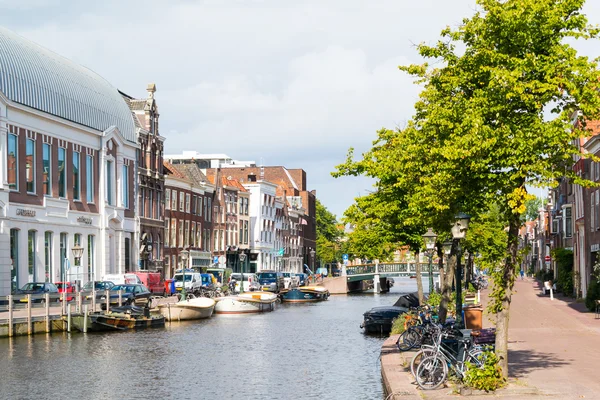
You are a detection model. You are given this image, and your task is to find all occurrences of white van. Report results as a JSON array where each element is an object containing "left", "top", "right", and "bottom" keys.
[
  {"left": 102, "top": 273, "right": 142, "bottom": 285},
  {"left": 172, "top": 272, "right": 202, "bottom": 292}
]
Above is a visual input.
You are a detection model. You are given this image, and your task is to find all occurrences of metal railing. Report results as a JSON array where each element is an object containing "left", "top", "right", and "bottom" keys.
[{"left": 346, "top": 262, "right": 434, "bottom": 276}]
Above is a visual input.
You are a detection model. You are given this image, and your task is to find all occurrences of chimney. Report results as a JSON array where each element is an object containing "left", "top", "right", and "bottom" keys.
[{"left": 147, "top": 83, "right": 156, "bottom": 98}]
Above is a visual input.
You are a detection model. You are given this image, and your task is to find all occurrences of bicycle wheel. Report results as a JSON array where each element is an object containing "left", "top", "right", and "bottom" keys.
[
  {"left": 466, "top": 349, "right": 487, "bottom": 369},
  {"left": 397, "top": 328, "right": 419, "bottom": 351},
  {"left": 410, "top": 347, "right": 436, "bottom": 377},
  {"left": 416, "top": 355, "right": 448, "bottom": 390}
]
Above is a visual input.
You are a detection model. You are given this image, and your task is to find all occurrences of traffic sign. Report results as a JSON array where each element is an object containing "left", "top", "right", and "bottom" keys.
[
  {"left": 545, "top": 255, "right": 551, "bottom": 262},
  {"left": 213, "top": 256, "right": 219, "bottom": 264},
  {"left": 218, "top": 255, "right": 226, "bottom": 264},
  {"left": 343, "top": 254, "right": 348, "bottom": 261}
]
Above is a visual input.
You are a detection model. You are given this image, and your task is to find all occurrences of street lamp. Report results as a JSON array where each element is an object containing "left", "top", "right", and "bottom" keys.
[
  {"left": 239, "top": 253, "right": 247, "bottom": 294},
  {"left": 71, "top": 243, "right": 84, "bottom": 289},
  {"left": 463, "top": 250, "right": 470, "bottom": 290},
  {"left": 451, "top": 212, "right": 471, "bottom": 328},
  {"left": 422, "top": 228, "right": 437, "bottom": 295},
  {"left": 310, "top": 249, "right": 316, "bottom": 280},
  {"left": 180, "top": 250, "right": 189, "bottom": 300}
]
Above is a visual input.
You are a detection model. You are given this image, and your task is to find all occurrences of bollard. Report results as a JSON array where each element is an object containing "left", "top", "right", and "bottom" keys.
[
  {"left": 83, "top": 305, "right": 88, "bottom": 333},
  {"left": 477, "top": 290, "right": 481, "bottom": 304},
  {"left": 8, "top": 295, "right": 13, "bottom": 337},
  {"left": 77, "top": 292, "right": 82, "bottom": 314},
  {"left": 550, "top": 287, "right": 554, "bottom": 301},
  {"left": 62, "top": 291, "right": 67, "bottom": 315},
  {"left": 67, "top": 304, "right": 72, "bottom": 332},
  {"left": 45, "top": 293, "right": 50, "bottom": 333},
  {"left": 92, "top": 290, "right": 96, "bottom": 312},
  {"left": 105, "top": 289, "right": 110, "bottom": 313},
  {"left": 27, "top": 294, "right": 32, "bottom": 335},
  {"left": 118, "top": 290, "right": 122, "bottom": 307}
]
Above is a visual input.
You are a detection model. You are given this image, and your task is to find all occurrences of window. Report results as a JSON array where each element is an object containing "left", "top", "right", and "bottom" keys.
[
  {"left": 179, "top": 192, "right": 185, "bottom": 211},
  {"left": 185, "top": 221, "right": 190, "bottom": 247},
  {"left": 592, "top": 193, "right": 596, "bottom": 232},
  {"left": 58, "top": 147, "right": 66, "bottom": 197},
  {"left": 7, "top": 134, "right": 18, "bottom": 190},
  {"left": 203, "top": 197, "right": 207, "bottom": 217},
  {"left": 73, "top": 151, "right": 80, "bottom": 200},
  {"left": 179, "top": 220, "right": 184, "bottom": 247},
  {"left": 124, "top": 237, "right": 131, "bottom": 272},
  {"left": 171, "top": 190, "right": 177, "bottom": 210},
  {"left": 88, "top": 235, "right": 95, "bottom": 281},
  {"left": 26, "top": 139, "right": 35, "bottom": 193},
  {"left": 198, "top": 197, "right": 203, "bottom": 216},
  {"left": 171, "top": 219, "right": 177, "bottom": 247},
  {"left": 74, "top": 234, "right": 81, "bottom": 267},
  {"left": 165, "top": 189, "right": 171, "bottom": 210},
  {"left": 10, "top": 229, "right": 19, "bottom": 289},
  {"left": 191, "top": 223, "right": 196, "bottom": 247},
  {"left": 563, "top": 205, "right": 573, "bottom": 238},
  {"left": 140, "top": 188, "right": 145, "bottom": 217},
  {"left": 197, "top": 224, "right": 202, "bottom": 249},
  {"left": 60, "top": 233, "right": 67, "bottom": 281},
  {"left": 43, "top": 143, "right": 51, "bottom": 195},
  {"left": 44, "top": 232, "right": 52, "bottom": 282},
  {"left": 156, "top": 192, "right": 160, "bottom": 219},
  {"left": 122, "top": 165, "right": 129, "bottom": 208},
  {"left": 165, "top": 220, "right": 170, "bottom": 247},
  {"left": 86, "top": 155, "right": 94, "bottom": 202},
  {"left": 106, "top": 160, "right": 113, "bottom": 205},
  {"left": 208, "top": 198, "right": 212, "bottom": 222},
  {"left": 213, "top": 230, "right": 218, "bottom": 251},
  {"left": 28, "top": 230, "right": 36, "bottom": 281},
  {"left": 186, "top": 193, "right": 191, "bottom": 213}
]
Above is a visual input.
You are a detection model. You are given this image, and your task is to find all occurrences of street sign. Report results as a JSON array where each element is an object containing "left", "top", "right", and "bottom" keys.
[
  {"left": 343, "top": 254, "right": 348, "bottom": 261},
  {"left": 213, "top": 256, "right": 219, "bottom": 264},
  {"left": 544, "top": 255, "right": 551, "bottom": 262},
  {"left": 218, "top": 255, "right": 226, "bottom": 264}
]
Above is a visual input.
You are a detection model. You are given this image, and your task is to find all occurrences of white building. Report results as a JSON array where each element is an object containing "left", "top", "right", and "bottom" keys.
[
  {"left": 243, "top": 180, "right": 277, "bottom": 272},
  {"left": 165, "top": 151, "right": 255, "bottom": 169},
  {"left": 0, "top": 27, "right": 139, "bottom": 295}
]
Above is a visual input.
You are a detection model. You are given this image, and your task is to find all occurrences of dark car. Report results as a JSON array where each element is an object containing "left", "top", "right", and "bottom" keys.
[
  {"left": 100, "top": 284, "right": 151, "bottom": 310},
  {"left": 294, "top": 273, "right": 308, "bottom": 286},
  {"left": 13, "top": 282, "right": 60, "bottom": 304},
  {"left": 81, "top": 281, "right": 115, "bottom": 301},
  {"left": 257, "top": 271, "right": 285, "bottom": 292}
]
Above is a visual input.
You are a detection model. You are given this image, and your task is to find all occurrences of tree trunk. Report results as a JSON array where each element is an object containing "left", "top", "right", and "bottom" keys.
[
  {"left": 437, "top": 244, "right": 445, "bottom": 293},
  {"left": 415, "top": 252, "right": 425, "bottom": 305},
  {"left": 438, "top": 247, "right": 456, "bottom": 323},
  {"left": 495, "top": 212, "right": 520, "bottom": 378}
]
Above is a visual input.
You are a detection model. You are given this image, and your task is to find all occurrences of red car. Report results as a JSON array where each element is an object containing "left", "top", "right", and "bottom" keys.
[{"left": 56, "top": 281, "right": 75, "bottom": 302}]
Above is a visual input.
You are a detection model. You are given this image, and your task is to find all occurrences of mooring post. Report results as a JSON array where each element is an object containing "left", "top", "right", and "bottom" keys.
[
  {"left": 62, "top": 291, "right": 66, "bottom": 315},
  {"left": 83, "top": 305, "right": 88, "bottom": 333},
  {"left": 67, "top": 304, "right": 72, "bottom": 332},
  {"left": 92, "top": 290, "right": 96, "bottom": 312},
  {"left": 27, "top": 294, "right": 32, "bottom": 335},
  {"left": 76, "top": 292, "right": 82, "bottom": 314},
  {"left": 8, "top": 295, "right": 13, "bottom": 337},
  {"left": 118, "top": 290, "right": 122, "bottom": 307},
  {"left": 105, "top": 290, "right": 110, "bottom": 312},
  {"left": 45, "top": 293, "right": 50, "bottom": 333}
]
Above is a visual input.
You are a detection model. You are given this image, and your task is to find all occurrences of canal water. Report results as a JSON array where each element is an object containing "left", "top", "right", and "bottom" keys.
[{"left": 0, "top": 279, "right": 424, "bottom": 400}]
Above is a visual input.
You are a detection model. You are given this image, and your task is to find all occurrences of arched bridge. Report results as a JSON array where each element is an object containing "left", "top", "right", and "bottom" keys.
[{"left": 345, "top": 262, "right": 440, "bottom": 282}]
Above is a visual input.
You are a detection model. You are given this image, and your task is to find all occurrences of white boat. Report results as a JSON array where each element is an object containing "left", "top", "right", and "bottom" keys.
[
  {"left": 158, "top": 296, "right": 216, "bottom": 321},
  {"left": 214, "top": 291, "right": 278, "bottom": 314}
]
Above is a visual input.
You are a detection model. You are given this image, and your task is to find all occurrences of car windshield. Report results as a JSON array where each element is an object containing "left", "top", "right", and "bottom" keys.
[
  {"left": 173, "top": 274, "right": 192, "bottom": 282},
  {"left": 83, "top": 282, "right": 112, "bottom": 290},
  {"left": 111, "top": 285, "right": 136, "bottom": 293},
  {"left": 258, "top": 273, "right": 277, "bottom": 279},
  {"left": 21, "top": 283, "right": 44, "bottom": 291}
]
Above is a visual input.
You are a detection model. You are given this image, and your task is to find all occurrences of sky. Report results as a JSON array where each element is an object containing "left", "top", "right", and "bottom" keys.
[{"left": 2, "top": 0, "right": 600, "bottom": 218}]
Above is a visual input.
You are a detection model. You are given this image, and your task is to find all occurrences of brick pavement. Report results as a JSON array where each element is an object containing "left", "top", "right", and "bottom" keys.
[{"left": 381, "top": 277, "right": 600, "bottom": 399}]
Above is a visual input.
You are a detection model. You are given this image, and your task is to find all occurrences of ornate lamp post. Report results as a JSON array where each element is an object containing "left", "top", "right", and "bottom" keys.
[
  {"left": 71, "top": 244, "right": 84, "bottom": 289},
  {"left": 180, "top": 250, "right": 189, "bottom": 300},
  {"left": 422, "top": 228, "right": 437, "bottom": 294},
  {"left": 239, "top": 253, "right": 247, "bottom": 294},
  {"left": 463, "top": 250, "right": 471, "bottom": 290},
  {"left": 451, "top": 212, "right": 471, "bottom": 327}
]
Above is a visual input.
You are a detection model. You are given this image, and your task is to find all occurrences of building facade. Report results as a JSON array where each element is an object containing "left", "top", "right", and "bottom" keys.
[{"left": 0, "top": 27, "right": 139, "bottom": 294}]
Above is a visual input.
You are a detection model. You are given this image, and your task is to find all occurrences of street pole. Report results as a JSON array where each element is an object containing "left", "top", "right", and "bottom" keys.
[
  {"left": 428, "top": 251, "right": 434, "bottom": 295},
  {"left": 455, "top": 239, "right": 463, "bottom": 328}
]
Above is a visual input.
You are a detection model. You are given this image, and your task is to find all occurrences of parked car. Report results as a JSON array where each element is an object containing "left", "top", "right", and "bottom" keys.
[
  {"left": 331, "top": 267, "right": 342, "bottom": 277},
  {"left": 281, "top": 272, "right": 300, "bottom": 289},
  {"left": 56, "top": 281, "right": 75, "bottom": 302},
  {"left": 81, "top": 281, "right": 115, "bottom": 301},
  {"left": 257, "top": 271, "right": 285, "bottom": 293},
  {"left": 13, "top": 282, "right": 60, "bottom": 304},
  {"left": 100, "top": 284, "right": 151, "bottom": 310},
  {"left": 102, "top": 273, "right": 142, "bottom": 285},
  {"left": 229, "top": 273, "right": 260, "bottom": 292}
]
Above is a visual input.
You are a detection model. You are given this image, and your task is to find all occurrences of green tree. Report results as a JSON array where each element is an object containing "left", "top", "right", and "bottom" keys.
[
  {"left": 315, "top": 199, "right": 342, "bottom": 264},
  {"left": 520, "top": 197, "right": 543, "bottom": 223},
  {"left": 337, "top": 0, "right": 600, "bottom": 376}
]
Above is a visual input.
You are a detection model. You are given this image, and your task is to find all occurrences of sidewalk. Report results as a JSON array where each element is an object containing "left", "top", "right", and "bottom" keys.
[{"left": 381, "top": 278, "right": 600, "bottom": 399}]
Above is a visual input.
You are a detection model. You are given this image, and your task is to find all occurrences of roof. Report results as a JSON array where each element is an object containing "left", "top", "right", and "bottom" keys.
[
  {"left": 0, "top": 27, "right": 136, "bottom": 143},
  {"left": 163, "top": 161, "right": 186, "bottom": 179},
  {"left": 171, "top": 163, "right": 210, "bottom": 187},
  {"left": 223, "top": 177, "right": 247, "bottom": 192}
]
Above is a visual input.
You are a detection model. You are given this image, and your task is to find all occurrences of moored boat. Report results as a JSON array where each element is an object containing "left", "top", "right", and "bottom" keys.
[
  {"left": 280, "top": 286, "right": 330, "bottom": 303},
  {"left": 158, "top": 296, "right": 215, "bottom": 321},
  {"left": 360, "top": 305, "right": 408, "bottom": 334},
  {"left": 214, "top": 291, "right": 278, "bottom": 314},
  {"left": 83, "top": 306, "right": 165, "bottom": 332}
]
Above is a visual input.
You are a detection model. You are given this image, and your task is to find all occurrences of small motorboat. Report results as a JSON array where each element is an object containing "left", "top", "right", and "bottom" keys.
[
  {"left": 214, "top": 291, "right": 278, "bottom": 314},
  {"left": 83, "top": 305, "right": 165, "bottom": 332},
  {"left": 158, "top": 296, "right": 216, "bottom": 321},
  {"left": 360, "top": 305, "right": 408, "bottom": 334},
  {"left": 280, "top": 286, "right": 330, "bottom": 303},
  {"left": 394, "top": 293, "right": 420, "bottom": 308}
]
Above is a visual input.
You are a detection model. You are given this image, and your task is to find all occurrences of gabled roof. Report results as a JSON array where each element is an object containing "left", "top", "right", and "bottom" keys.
[
  {"left": 223, "top": 177, "right": 247, "bottom": 192},
  {"left": 163, "top": 161, "right": 186, "bottom": 179},
  {"left": 0, "top": 27, "right": 136, "bottom": 143},
  {"left": 170, "top": 163, "right": 209, "bottom": 187}
]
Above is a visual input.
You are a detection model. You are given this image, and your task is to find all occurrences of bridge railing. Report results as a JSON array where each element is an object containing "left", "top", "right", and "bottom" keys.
[{"left": 346, "top": 262, "right": 431, "bottom": 276}]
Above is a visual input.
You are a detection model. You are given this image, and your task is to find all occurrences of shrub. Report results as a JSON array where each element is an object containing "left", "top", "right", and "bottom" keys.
[
  {"left": 463, "top": 352, "right": 506, "bottom": 392},
  {"left": 553, "top": 248, "right": 574, "bottom": 296},
  {"left": 390, "top": 316, "right": 406, "bottom": 335},
  {"left": 585, "top": 278, "right": 600, "bottom": 311}
]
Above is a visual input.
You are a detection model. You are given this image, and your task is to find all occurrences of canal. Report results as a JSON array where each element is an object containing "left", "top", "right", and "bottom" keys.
[{"left": 0, "top": 279, "right": 423, "bottom": 400}]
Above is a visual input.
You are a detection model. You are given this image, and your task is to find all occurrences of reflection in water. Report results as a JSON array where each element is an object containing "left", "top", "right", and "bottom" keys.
[{"left": 0, "top": 279, "right": 422, "bottom": 400}]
